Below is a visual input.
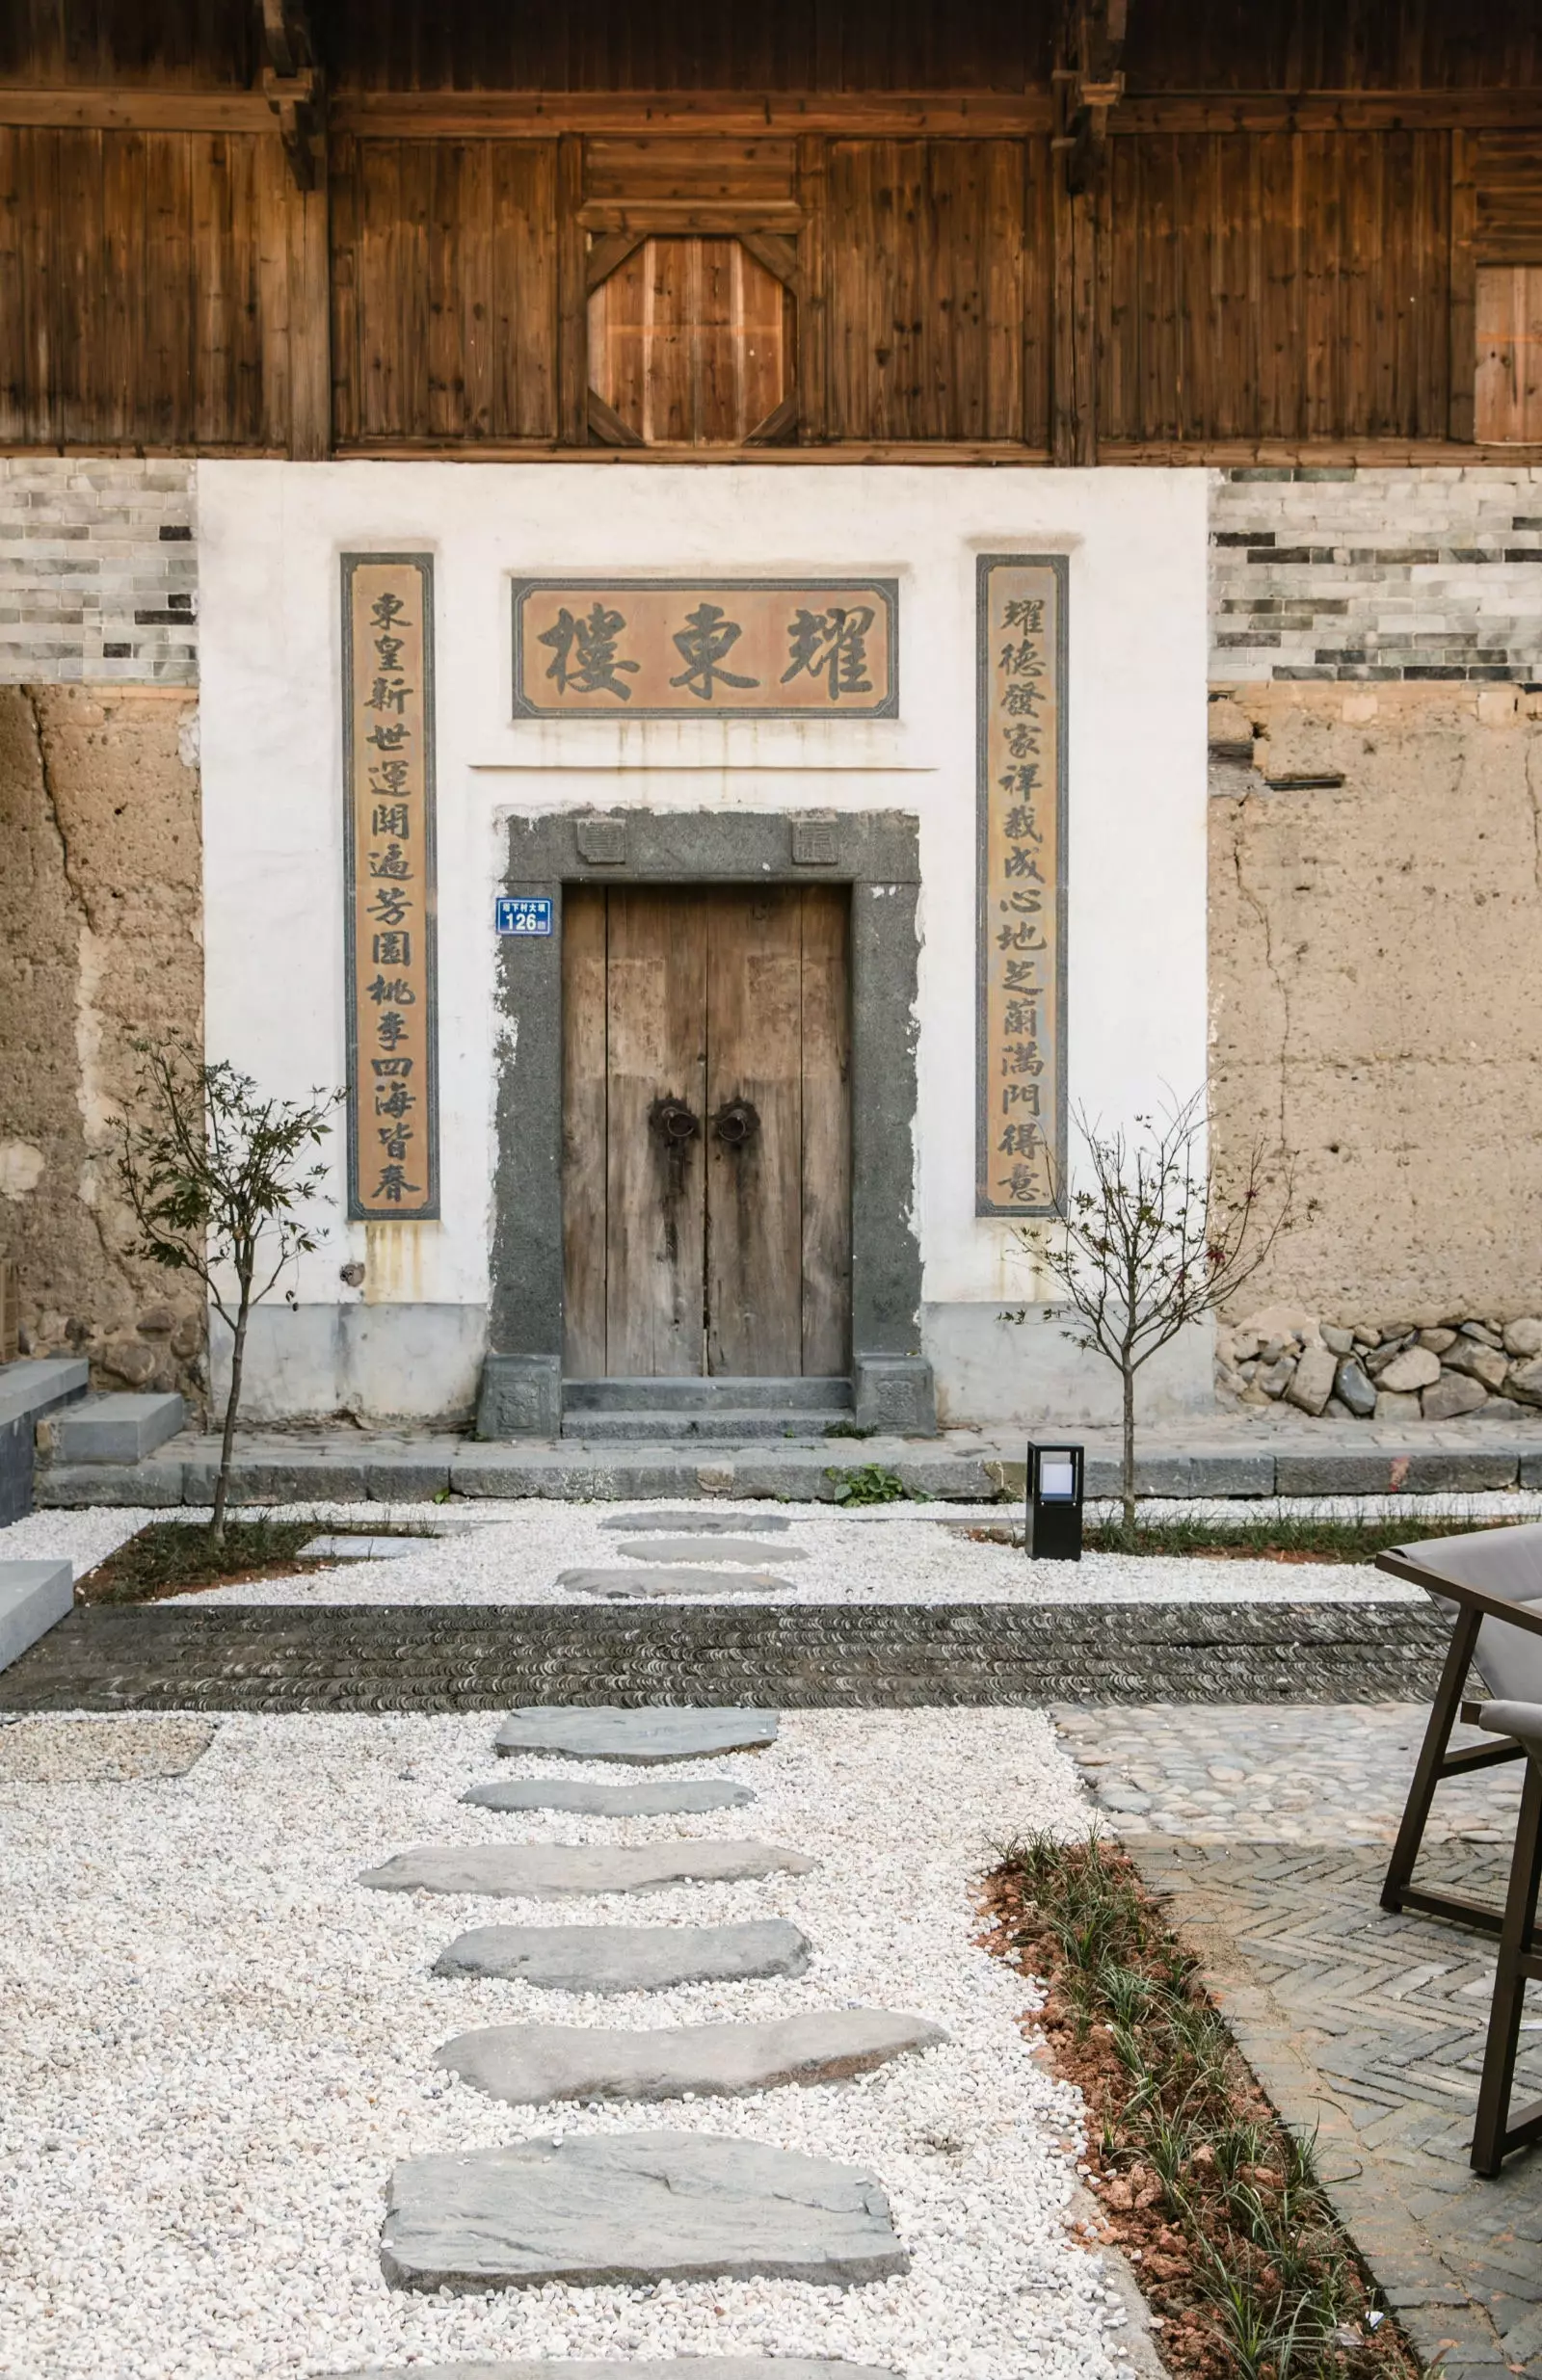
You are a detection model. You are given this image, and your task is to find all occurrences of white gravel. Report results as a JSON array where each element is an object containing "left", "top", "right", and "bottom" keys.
[
  {"left": 0, "top": 1705, "right": 1134, "bottom": 2380},
  {"left": 0, "top": 1498, "right": 1437, "bottom": 1608}
]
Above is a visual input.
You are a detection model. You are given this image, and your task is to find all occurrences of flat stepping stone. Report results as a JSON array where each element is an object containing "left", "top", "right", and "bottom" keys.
[
  {"left": 343, "top": 2360, "right": 894, "bottom": 2376},
  {"left": 614, "top": 1538, "right": 807, "bottom": 1566},
  {"left": 601, "top": 1510, "right": 792, "bottom": 1534},
  {"left": 557, "top": 1567, "right": 791, "bottom": 1600},
  {"left": 494, "top": 1706, "right": 779, "bottom": 1763},
  {"left": 359, "top": 1840, "right": 813, "bottom": 1899},
  {"left": 380, "top": 2130, "right": 908, "bottom": 2292},
  {"left": 463, "top": 1777, "right": 754, "bottom": 1816},
  {"left": 433, "top": 1917, "right": 812, "bottom": 1991},
  {"left": 436, "top": 2006, "right": 948, "bottom": 2104}
]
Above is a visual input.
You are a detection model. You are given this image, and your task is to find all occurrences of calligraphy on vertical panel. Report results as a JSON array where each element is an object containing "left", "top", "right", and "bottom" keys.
[
  {"left": 977, "top": 555, "right": 1067, "bottom": 1216},
  {"left": 343, "top": 553, "right": 439, "bottom": 1221}
]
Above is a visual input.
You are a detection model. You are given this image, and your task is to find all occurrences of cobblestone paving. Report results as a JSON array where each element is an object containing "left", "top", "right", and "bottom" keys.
[
  {"left": 0, "top": 1600, "right": 1451, "bottom": 1712},
  {"left": 1055, "top": 1703, "right": 1542, "bottom": 2379}
]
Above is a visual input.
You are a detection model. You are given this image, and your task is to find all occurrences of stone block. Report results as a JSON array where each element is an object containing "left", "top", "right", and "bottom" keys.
[
  {"left": 436, "top": 2007, "right": 946, "bottom": 2106},
  {"left": 362, "top": 1454, "right": 453, "bottom": 1500},
  {"left": 0, "top": 1356, "right": 89, "bottom": 1431},
  {"left": 894, "top": 1456, "right": 995, "bottom": 1500},
  {"left": 0, "top": 1559, "right": 73, "bottom": 1673},
  {"left": 476, "top": 1353, "right": 562, "bottom": 1439},
  {"left": 853, "top": 1353, "right": 936, "bottom": 1435},
  {"left": 33, "top": 1458, "right": 185, "bottom": 1507},
  {"left": 0, "top": 1416, "right": 32, "bottom": 1526},
  {"left": 48, "top": 1391, "right": 183, "bottom": 1465},
  {"left": 180, "top": 1452, "right": 369, "bottom": 1504}
]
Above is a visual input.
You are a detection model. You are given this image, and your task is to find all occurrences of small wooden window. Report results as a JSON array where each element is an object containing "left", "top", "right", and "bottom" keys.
[
  {"left": 588, "top": 237, "right": 792, "bottom": 446},
  {"left": 1476, "top": 265, "right": 1542, "bottom": 443}
]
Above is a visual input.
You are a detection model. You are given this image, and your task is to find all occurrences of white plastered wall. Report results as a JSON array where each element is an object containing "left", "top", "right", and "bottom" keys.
[{"left": 197, "top": 461, "right": 1209, "bottom": 1426}]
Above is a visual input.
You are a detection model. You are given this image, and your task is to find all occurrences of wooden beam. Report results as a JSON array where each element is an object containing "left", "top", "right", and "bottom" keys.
[
  {"left": 586, "top": 386, "right": 645, "bottom": 447},
  {"left": 556, "top": 132, "right": 588, "bottom": 446},
  {"left": 736, "top": 230, "right": 802, "bottom": 295},
  {"left": 1450, "top": 129, "right": 1477, "bottom": 443},
  {"left": 1051, "top": 17, "right": 1102, "bottom": 465},
  {"left": 743, "top": 391, "right": 800, "bottom": 446},
  {"left": 1, "top": 85, "right": 1534, "bottom": 141},
  {"left": 577, "top": 199, "right": 805, "bottom": 234},
  {"left": 285, "top": 160, "right": 332, "bottom": 458},
  {"left": 585, "top": 231, "right": 648, "bottom": 295}
]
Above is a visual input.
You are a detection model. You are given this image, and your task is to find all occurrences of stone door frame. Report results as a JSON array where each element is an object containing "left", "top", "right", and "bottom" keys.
[{"left": 480, "top": 807, "right": 933, "bottom": 1438}]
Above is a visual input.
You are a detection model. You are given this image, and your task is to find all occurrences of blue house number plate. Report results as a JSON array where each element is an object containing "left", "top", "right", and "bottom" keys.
[{"left": 495, "top": 896, "right": 553, "bottom": 937}]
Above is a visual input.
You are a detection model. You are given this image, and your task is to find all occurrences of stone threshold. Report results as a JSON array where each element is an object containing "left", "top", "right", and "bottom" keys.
[{"left": 29, "top": 1419, "right": 1542, "bottom": 1507}]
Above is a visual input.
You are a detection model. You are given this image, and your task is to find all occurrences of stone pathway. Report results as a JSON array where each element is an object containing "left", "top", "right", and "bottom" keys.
[{"left": 1057, "top": 1700, "right": 1542, "bottom": 2379}]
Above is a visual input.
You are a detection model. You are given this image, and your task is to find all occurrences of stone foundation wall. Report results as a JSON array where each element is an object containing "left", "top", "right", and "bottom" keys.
[
  {"left": 0, "top": 685, "right": 206, "bottom": 1402},
  {"left": 1209, "top": 676, "right": 1542, "bottom": 1335}
]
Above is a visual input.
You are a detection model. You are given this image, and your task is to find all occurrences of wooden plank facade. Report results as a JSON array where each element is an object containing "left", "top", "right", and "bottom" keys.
[{"left": 1, "top": 2, "right": 1539, "bottom": 459}]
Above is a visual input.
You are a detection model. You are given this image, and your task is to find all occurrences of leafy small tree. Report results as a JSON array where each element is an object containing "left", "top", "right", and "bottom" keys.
[
  {"left": 1010, "top": 1094, "right": 1290, "bottom": 1538},
  {"left": 118, "top": 1040, "right": 337, "bottom": 1545}
]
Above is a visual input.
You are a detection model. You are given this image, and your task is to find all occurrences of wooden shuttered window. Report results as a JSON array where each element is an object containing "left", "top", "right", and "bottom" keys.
[{"left": 587, "top": 236, "right": 792, "bottom": 445}]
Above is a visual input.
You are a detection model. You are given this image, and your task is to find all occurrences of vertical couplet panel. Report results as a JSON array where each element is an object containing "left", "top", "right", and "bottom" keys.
[
  {"left": 343, "top": 552, "right": 439, "bottom": 1219},
  {"left": 977, "top": 556, "right": 1068, "bottom": 1216}
]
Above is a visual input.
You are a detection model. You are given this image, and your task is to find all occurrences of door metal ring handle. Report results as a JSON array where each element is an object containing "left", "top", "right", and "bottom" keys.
[
  {"left": 652, "top": 1097, "right": 701, "bottom": 1146},
  {"left": 713, "top": 1098, "right": 759, "bottom": 1150}
]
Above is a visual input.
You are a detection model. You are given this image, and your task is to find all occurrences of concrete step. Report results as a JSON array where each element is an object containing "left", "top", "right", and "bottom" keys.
[
  {"left": 46, "top": 1391, "right": 184, "bottom": 1466},
  {"left": 0, "top": 1559, "right": 74, "bottom": 1674},
  {"left": 559, "top": 1408, "right": 855, "bottom": 1441},
  {"left": 563, "top": 1375, "right": 853, "bottom": 1415}
]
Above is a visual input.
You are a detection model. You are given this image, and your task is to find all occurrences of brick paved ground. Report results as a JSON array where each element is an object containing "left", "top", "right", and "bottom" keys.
[{"left": 1055, "top": 1703, "right": 1542, "bottom": 2379}]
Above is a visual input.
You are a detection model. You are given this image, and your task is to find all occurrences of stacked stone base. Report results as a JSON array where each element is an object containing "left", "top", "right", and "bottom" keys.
[{"left": 1219, "top": 1314, "right": 1542, "bottom": 1424}]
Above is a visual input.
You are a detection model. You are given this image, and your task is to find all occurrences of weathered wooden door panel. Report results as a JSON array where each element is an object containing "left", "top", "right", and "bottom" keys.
[
  {"left": 798, "top": 887, "right": 853, "bottom": 1376},
  {"left": 603, "top": 888, "right": 707, "bottom": 1376},
  {"left": 561, "top": 884, "right": 849, "bottom": 1380},
  {"left": 704, "top": 889, "right": 805, "bottom": 1375}
]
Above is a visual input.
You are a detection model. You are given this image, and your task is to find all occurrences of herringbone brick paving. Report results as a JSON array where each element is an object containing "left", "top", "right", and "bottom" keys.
[{"left": 1057, "top": 1704, "right": 1542, "bottom": 2378}]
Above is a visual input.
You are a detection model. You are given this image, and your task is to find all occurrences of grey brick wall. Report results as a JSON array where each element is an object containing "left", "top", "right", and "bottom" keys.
[
  {"left": 4, "top": 455, "right": 1540, "bottom": 692},
  {"left": 0, "top": 460, "right": 197, "bottom": 686},
  {"left": 1210, "top": 464, "right": 1542, "bottom": 685}
]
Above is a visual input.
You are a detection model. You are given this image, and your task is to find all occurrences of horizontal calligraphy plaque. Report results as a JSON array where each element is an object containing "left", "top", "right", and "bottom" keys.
[
  {"left": 976, "top": 554, "right": 1068, "bottom": 1217},
  {"left": 343, "top": 552, "right": 439, "bottom": 1221},
  {"left": 512, "top": 577, "right": 898, "bottom": 719}
]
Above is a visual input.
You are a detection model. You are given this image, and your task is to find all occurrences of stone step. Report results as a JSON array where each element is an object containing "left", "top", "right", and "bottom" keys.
[
  {"left": 561, "top": 1409, "right": 853, "bottom": 1441},
  {"left": 46, "top": 1390, "right": 183, "bottom": 1466},
  {"left": 607, "top": 1538, "right": 806, "bottom": 1568},
  {"left": 343, "top": 2356, "right": 896, "bottom": 2375},
  {"left": 599, "top": 1509, "right": 792, "bottom": 1533},
  {"left": 0, "top": 1560, "right": 74, "bottom": 1675},
  {"left": 564, "top": 1376, "right": 852, "bottom": 1415},
  {"left": 494, "top": 1706, "right": 779, "bottom": 1763},
  {"left": 0, "top": 1354, "right": 89, "bottom": 1525},
  {"left": 462, "top": 1776, "right": 755, "bottom": 1815},
  {"left": 436, "top": 2007, "right": 947, "bottom": 2105},
  {"left": 556, "top": 1566, "right": 794, "bottom": 1600},
  {"left": 433, "top": 1917, "right": 811, "bottom": 1992},
  {"left": 358, "top": 1839, "right": 814, "bottom": 1899},
  {"left": 380, "top": 2131, "right": 907, "bottom": 2293}
]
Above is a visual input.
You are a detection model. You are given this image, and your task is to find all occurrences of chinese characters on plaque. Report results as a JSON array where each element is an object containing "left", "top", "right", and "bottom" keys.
[
  {"left": 977, "top": 556, "right": 1067, "bottom": 1216},
  {"left": 511, "top": 579, "right": 898, "bottom": 719},
  {"left": 343, "top": 554, "right": 439, "bottom": 1220}
]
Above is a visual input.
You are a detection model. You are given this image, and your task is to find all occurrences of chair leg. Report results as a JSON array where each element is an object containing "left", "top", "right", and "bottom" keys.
[
  {"left": 1382, "top": 1603, "right": 1480, "bottom": 1915},
  {"left": 1471, "top": 1756, "right": 1542, "bottom": 2175}
]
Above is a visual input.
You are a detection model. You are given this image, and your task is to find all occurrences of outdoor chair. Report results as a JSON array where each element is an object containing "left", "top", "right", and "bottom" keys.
[{"left": 1376, "top": 1521, "right": 1542, "bottom": 1938}]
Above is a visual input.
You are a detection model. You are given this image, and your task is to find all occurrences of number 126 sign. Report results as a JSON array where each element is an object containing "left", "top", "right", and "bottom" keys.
[{"left": 495, "top": 896, "right": 553, "bottom": 937}]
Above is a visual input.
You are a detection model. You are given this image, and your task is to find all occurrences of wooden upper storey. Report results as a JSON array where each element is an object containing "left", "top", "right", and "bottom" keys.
[{"left": 2, "top": 1, "right": 1540, "bottom": 462}]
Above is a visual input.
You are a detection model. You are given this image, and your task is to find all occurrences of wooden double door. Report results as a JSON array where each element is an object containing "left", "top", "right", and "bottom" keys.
[{"left": 562, "top": 884, "right": 851, "bottom": 1379}]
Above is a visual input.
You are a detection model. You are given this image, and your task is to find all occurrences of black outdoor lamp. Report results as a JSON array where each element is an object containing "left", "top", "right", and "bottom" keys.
[{"left": 1024, "top": 1441, "right": 1084, "bottom": 1561}]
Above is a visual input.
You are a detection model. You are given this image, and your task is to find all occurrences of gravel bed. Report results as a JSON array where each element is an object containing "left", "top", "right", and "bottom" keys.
[
  {"left": 0, "top": 1714, "right": 216, "bottom": 1782},
  {"left": 0, "top": 1705, "right": 1132, "bottom": 2379},
  {"left": 0, "top": 1500, "right": 1426, "bottom": 1609}
]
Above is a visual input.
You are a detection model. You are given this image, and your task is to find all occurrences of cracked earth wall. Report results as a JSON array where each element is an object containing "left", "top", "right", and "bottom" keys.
[
  {"left": 1210, "top": 679, "right": 1542, "bottom": 1326},
  {"left": 0, "top": 685, "right": 205, "bottom": 1400}
]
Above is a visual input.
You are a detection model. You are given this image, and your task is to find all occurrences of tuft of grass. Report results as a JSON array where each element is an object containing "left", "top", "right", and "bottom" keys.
[
  {"left": 82, "top": 1516, "right": 341, "bottom": 1604},
  {"left": 983, "top": 1832, "right": 1414, "bottom": 2380},
  {"left": 823, "top": 1462, "right": 909, "bottom": 1506}
]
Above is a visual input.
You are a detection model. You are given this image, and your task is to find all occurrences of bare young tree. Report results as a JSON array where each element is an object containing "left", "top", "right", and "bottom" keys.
[
  {"left": 1012, "top": 1094, "right": 1290, "bottom": 1536},
  {"left": 118, "top": 1040, "right": 337, "bottom": 1546}
]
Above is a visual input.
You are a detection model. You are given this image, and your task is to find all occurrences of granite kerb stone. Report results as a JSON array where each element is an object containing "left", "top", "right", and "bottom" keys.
[
  {"left": 463, "top": 1776, "right": 755, "bottom": 1815},
  {"left": 379, "top": 2131, "right": 909, "bottom": 2292},
  {"left": 433, "top": 1917, "right": 811, "bottom": 1991},
  {"left": 359, "top": 1840, "right": 814, "bottom": 1898},
  {"left": 435, "top": 2007, "right": 946, "bottom": 2104}
]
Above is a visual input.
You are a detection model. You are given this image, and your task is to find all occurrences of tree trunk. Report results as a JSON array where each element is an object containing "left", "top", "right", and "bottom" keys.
[
  {"left": 1121, "top": 1360, "right": 1137, "bottom": 1538},
  {"left": 210, "top": 1286, "right": 251, "bottom": 1547}
]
